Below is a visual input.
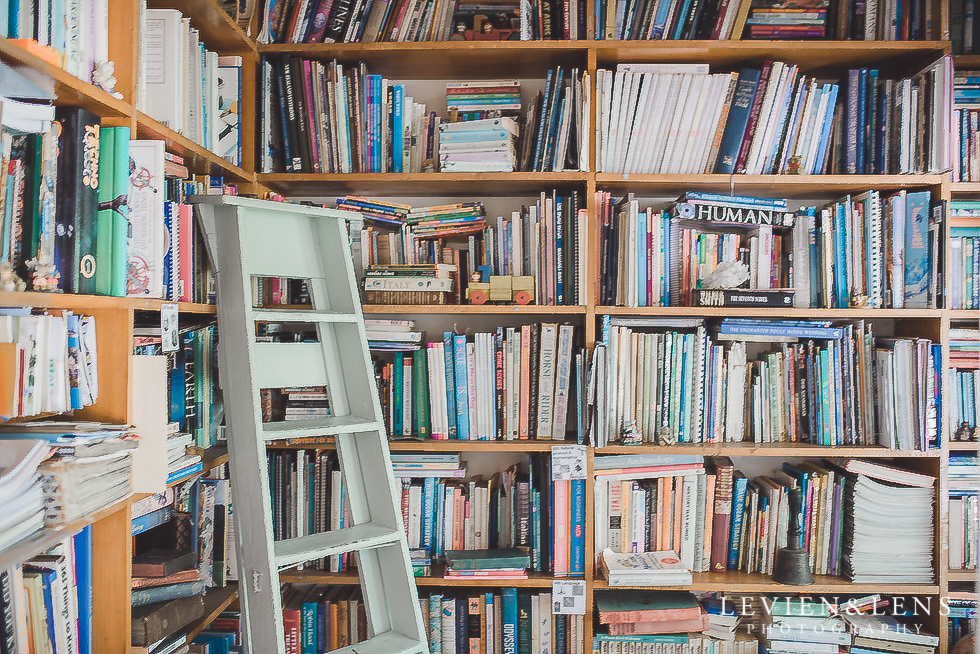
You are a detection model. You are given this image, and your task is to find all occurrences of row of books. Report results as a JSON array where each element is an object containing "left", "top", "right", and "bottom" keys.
[
  {"left": 595, "top": 0, "right": 936, "bottom": 40},
  {"left": 594, "top": 456, "right": 936, "bottom": 584},
  {"left": 347, "top": 192, "right": 588, "bottom": 306},
  {"left": 137, "top": 7, "right": 243, "bottom": 165},
  {"left": 1, "top": 103, "right": 220, "bottom": 300},
  {"left": 419, "top": 590, "right": 588, "bottom": 654},
  {"left": 260, "top": 386, "right": 333, "bottom": 421},
  {"left": 952, "top": 0, "right": 980, "bottom": 53},
  {"left": 251, "top": 277, "right": 312, "bottom": 307},
  {"left": 953, "top": 69, "right": 980, "bottom": 182},
  {"left": 0, "top": 528, "right": 95, "bottom": 654},
  {"left": 258, "top": 0, "right": 586, "bottom": 43},
  {"left": 951, "top": 328, "right": 980, "bottom": 438},
  {"left": 280, "top": 586, "right": 373, "bottom": 653},
  {"left": 949, "top": 491, "right": 978, "bottom": 571},
  {"left": 1, "top": 0, "right": 111, "bottom": 88},
  {"left": 950, "top": 203, "right": 980, "bottom": 310},
  {"left": 520, "top": 69, "right": 590, "bottom": 173},
  {"left": 134, "top": 326, "right": 220, "bottom": 449},
  {"left": 376, "top": 325, "right": 582, "bottom": 440},
  {"left": 0, "top": 310, "right": 98, "bottom": 418},
  {"left": 394, "top": 453, "right": 585, "bottom": 576},
  {"left": 130, "top": 472, "right": 236, "bottom": 649},
  {"left": 594, "top": 57, "right": 951, "bottom": 176},
  {"left": 590, "top": 317, "right": 940, "bottom": 449}
]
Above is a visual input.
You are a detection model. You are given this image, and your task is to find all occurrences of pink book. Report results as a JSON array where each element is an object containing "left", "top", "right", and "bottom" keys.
[
  {"left": 607, "top": 615, "right": 710, "bottom": 635},
  {"left": 178, "top": 204, "right": 193, "bottom": 303}
]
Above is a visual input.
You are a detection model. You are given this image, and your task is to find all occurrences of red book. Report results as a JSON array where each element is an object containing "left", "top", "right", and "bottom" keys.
[
  {"left": 708, "top": 457, "right": 735, "bottom": 573},
  {"left": 283, "top": 607, "right": 301, "bottom": 654}
]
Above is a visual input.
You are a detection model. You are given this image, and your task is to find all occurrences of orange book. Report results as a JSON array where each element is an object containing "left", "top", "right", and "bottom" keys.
[
  {"left": 0, "top": 343, "right": 16, "bottom": 418},
  {"left": 655, "top": 477, "right": 666, "bottom": 552},
  {"left": 619, "top": 480, "right": 630, "bottom": 554}
]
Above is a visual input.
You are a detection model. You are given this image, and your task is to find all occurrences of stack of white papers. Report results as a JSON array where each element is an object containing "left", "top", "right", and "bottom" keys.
[
  {"left": 438, "top": 118, "right": 518, "bottom": 173},
  {"left": 0, "top": 440, "right": 48, "bottom": 549}
]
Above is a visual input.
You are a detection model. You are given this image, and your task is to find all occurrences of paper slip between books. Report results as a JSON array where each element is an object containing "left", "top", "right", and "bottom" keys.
[{"left": 600, "top": 548, "right": 693, "bottom": 586}]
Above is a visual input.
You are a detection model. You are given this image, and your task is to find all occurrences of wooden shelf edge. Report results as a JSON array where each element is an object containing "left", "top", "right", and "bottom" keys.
[
  {"left": 0, "top": 492, "right": 134, "bottom": 569},
  {"left": 596, "top": 305, "right": 943, "bottom": 318},
  {"left": 0, "top": 291, "right": 216, "bottom": 314},
  {"left": 183, "top": 583, "right": 240, "bottom": 643},
  {"left": 949, "top": 441, "right": 980, "bottom": 451},
  {"left": 947, "top": 570, "right": 979, "bottom": 582},
  {"left": 136, "top": 112, "right": 253, "bottom": 183},
  {"left": 168, "top": 446, "right": 229, "bottom": 488},
  {"left": 363, "top": 304, "right": 588, "bottom": 315},
  {"left": 592, "top": 576, "right": 940, "bottom": 593},
  {"left": 146, "top": 0, "right": 257, "bottom": 55},
  {"left": 595, "top": 173, "right": 945, "bottom": 188},
  {"left": 279, "top": 569, "right": 558, "bottom": 587}
]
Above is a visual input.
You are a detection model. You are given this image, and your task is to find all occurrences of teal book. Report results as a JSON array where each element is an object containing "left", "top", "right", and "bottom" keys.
[
  {"left": 109, "top": 126, "right": 130, "bottom": 297},
  {"left": 131, "top": 580, "right": 205, "bottom": 607},
  {"left": 300, "top": 588, "right": 319, "bottom": 654},
  {"left": 392, "top": 352, "right": 404, "bottom": 435},
  {"left": 413, "top": 348, "right": 430, "bottom": 438},
  {"left": 192, "top": 632, "right": 236, "bottom": 654},
  {"left": 94, "top": 126, "right": 114, "bottom": 295},
  {"left": 903, "top": 190, "right": 931, "bottom": 308},
  {"left": 501, "top": 588, "right": 518, "bottom": 654},
  {"left": 595, "top": 591, "right": 699, "bottom": 615},
  {"left": 445, "top": 549, "right": 530, "bottom": 570}
]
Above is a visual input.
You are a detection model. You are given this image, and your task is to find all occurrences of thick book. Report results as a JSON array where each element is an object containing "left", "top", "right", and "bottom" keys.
[
  {"left": 53, "top": 107, "right": 101, "bottom": 293},
  {"left": 131, "top": 549, "right": 198, "bottom": 578},
  {"left": 595, "top": 590, "right": 701, "bottom": 623},
  {"left": 708, "top": 456, "right": 734, "bottom": 572},
  {"left": 131, "top": 580, "right": 206, "bottom": 607},
  {"left": 693, "top": 288, "right": 795, "bottom": 307},
  {"left": 130, "top": 594, "right": 205, "bottom": 646},
  {"left": 444, "top": 549, "right": 530, "bottom": 570}
]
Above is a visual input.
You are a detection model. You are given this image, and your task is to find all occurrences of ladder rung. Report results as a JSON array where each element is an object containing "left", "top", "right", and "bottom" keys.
[
  {"left": 251, "top": 308, "right": 360, "bottom": 324},
  {"left": 331, "top": 632, "right": 427, "bottom": 654},
  {"left": 275, "top": 523, "right": 402, "bottom": 568},
  {"left": 261, "top": 415, "right": 381, "bottom": 441}
]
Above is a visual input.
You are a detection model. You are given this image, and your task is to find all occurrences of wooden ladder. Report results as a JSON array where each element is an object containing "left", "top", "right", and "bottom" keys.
[{"left": 193, "top": 196, "right": 427, "bottom": 654}]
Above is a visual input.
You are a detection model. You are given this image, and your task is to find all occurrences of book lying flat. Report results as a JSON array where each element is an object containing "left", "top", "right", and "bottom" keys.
[{"left": 444, "top": 548, "right": 531, "bottom": 570}]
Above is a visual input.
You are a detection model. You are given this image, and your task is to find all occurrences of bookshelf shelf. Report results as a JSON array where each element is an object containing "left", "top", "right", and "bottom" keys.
[
  {"left": 136, "top": 112, "right": 253, "bottom": 183},
  {"left": 167, "top": 446, "right": 229, "bottom": 488},
  {"left": 389, "top": 439, "right": 560, "bottom": 452},
  {"left": 184, "top": 583, "right": 240, "bottom": 642},
  {"left": 0, "top": 38, "right": 133, "bottom": 118},
  {"left": 949, "top": 310, "right": 980, "bottom": 321},
  {"left": 0, "top": 492, "right": 134, "bottom": 570},
  {"left": 596, "top": 305, "right": 944, "bottom": 319},
  {"left": 950, "top": 183, "right": 980, "bottom": 193},
  {"left": 594, "top": 173, "right": 945, "bottom": 195},
  {"left": 596, "top": 443, "right": 944, "bottom": 457},
  {"left": 256, "top": 172, "right": 589, "bottom": 195},
  {"left": 954, "top": 54, "right": 980, "bottom": 67},
  {"left": 0, "top": 291, "right": 216, "bottom": 314},
  {"left": 591, "top": 574, "right": 941, "bottom": 594},
  {"left": 362, "top": 304, "right": 588, "bottom": 315},
  {"left": 948, "top": 570, "right": 979, "bottom": 582},
  {"left": 279, "top": 568, "right": 559, "bottom": 587},
  {"left": 147, "top": 0, "right": 256, "bottom": 54}
]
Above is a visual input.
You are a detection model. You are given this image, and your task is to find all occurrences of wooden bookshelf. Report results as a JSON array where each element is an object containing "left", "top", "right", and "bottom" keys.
[
  {"left": 136, "top": 112, "right": 254, "bottom": 183},
  {"left": 183, "top": 583, "right": 241, "bottom": 643},
  {"left": 949, "top": 440, "right": 980, "bottom": 451},
  {"left": 0, "top": 291, "right": 217, "bottom": 314},
  {"left": 145, "top": 0, "right": 256, "bottom": 54}
]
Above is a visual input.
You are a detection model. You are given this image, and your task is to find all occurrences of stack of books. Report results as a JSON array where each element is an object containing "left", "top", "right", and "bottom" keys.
[
  {"left": 591, "top": 316, "right": 940, "bottom": 450},
  {"left": 844, "top": 614, "right": 940, "bottom": 653},
  {"left": 166, "top": 431, "right": 203, "bottom": 483},
  {"left": 377, "top": 324, "right": 579, "bottom": 441},
  {"left": 446, "top": 81, "right": 521, "bottom": 121},
  {"left": 337, "top": 196, "right": 410, "bottom": 227},
  {"left": 0, "top": 440, "right": 48, "bottom": 550},
  {"left": 842, "top": 460, "right": 936, "bottom": 584},
  {"left": 444, "top": 548, "right": 530, "bottom": 580},
  {"left": 364, "top": 263, "right": 458, "bottom": 306},
  {"left": 954, "top": 69, "right": 980, "bottom": 181},
  {"left": 438, "top": 118, "right": 519, "bottom": 172},
  {"left": 596, "top": 591, "right": 709, "bottom": 637},
  {"left": 250, "top": 277, "right": 311, "bottom": 306},
  {"left": 701, "top": 596, "right": 741, "bottom": 642},
  {"left": 946, "top": 591, "right": 978, "bottom": 646},
  {"left": 281, "top": 386, "right": 331, "bottom": 422},
  {"left": 949, "top": 454, "right": 978, "bottom": 571},
  {"left": 761, "top": 599, "right": 851, "bottom": 654},
  {"left": 598, "top": 549, "right": 692, "bottom": 586},
  {"left": 744, "top": 0, "right": 829, "bottom": 39},
  {"left": 391, "top": 453, "right": 464, "bottom": 478},
  {"left": 0, "top": 310, "right": 99, "bottom": 418},
  {"left": 949, "top": 203, "right": 980, "bottom": 309},
  {"left": 365, "top": 319, "right": 424, "bottom": 352},
  {"left": 0, "top": 423, "right": 138, "bottom": 526},
  {"left": 949, "top": 328, "right": 979, "bottom": 437},
  {"left": 419, "top": 590, "right": 588, "bottom": 654}
]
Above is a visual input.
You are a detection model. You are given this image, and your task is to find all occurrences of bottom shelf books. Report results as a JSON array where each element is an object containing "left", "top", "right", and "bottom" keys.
[
  {"left": 189, "top": 610, "right": 242, "bottom": 654},
  {"left": 0, "top": 527, "right": 94, "bottom": 654}
]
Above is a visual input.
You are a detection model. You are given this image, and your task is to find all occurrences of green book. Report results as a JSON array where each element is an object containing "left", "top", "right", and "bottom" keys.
[
  {"left": 392, "top": 353, "right": 404, "bottom": 436},
  {"left": 516, "top": 591, "right": 531, "bottom": 654},
  {"left": 109, "top": 126, "right": 130, "bottom": 297},
  {"left": 94, "top": 126, "right": 114, "bottom": 295},
  {"left": 444, "top": 548, "right": 530, "bottom": 570},
  {"left": 413, "top": 348, "right": 430, "bottom": 439}
]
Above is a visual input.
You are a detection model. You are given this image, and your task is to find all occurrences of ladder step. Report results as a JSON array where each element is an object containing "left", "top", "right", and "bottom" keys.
[
  {"left": 331, "top": 632, "right": 427, "bottom": 654},
  {"left": 275, "top": 523, "right": 403, "bottom": 568},
  {"left": 261, "top": 415, "right": 381, "bottom": 441},
  {"left": 251, "top": 308, "right": 360, "bottom": 324}
]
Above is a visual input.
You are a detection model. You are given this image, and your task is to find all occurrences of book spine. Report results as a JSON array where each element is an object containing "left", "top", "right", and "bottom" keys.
[{"left": 453, "top": 334, "right": 470, "bottom": 440}]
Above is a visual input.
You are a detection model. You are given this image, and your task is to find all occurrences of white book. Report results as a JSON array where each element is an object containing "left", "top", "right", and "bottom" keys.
[
  {"left": 536, "top": 324, "right": 558, "bottom": 439},
  {"left": 634, "top": 74, "right": 669, "bottom": 174},
  {"left": 143, "top": 9, "right": 184, "bottom": 130},
  {"left": 126, "top": 140, "right": 166, "bottom": 298},
  {"left": 676, "top": 74, "right": 712, "bottom": 174},
  {"left": 407, "top": 483, "right": 422, "bottom": 548},
  {"left": 622, "top": 72, "right": 654, "bottom": 174},
  {"left": 539, "top": 593, "right": 552, "bottom": 654},
  {"left": 656, "top": 74, "right": 693, "bottom": 173},
  {"left": 441, "top": 598, "right": 456, "bottom": 653},
  {"left": 606, "top": 71, "right": 627, "bottom": 173},
  {"left": 661, "top": 73, "right": 699, "bottom": 173},
  {"left": 580, "top": 71, "right": 591, "bottom": 171}
]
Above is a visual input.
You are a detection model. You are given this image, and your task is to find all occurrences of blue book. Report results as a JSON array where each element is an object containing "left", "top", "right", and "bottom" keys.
[
  {"left": 637, "top": 211, "right": 647, "bottom": 307},
  {"left": 543, "top": 68, "right": 565, "bottom": 171},
  {"left": 192, "top": 632, "right": 235, "bottom": 654},
  {"left": 167, "top": 462, "right": 203, "bottom": 484},
  {"left": 131, "top": 507, "right": 173, "bottom": 536},
  {"left": 502, "top": 588, "right": 518, "bottom": 654},
  {"left": 531, "top": 489, "right": 541, "bottom": 572},
  {"left": 532, "top": 69, "right": 555, "bottom": 171},
  {"left": 422, "top": 476, "right": 435, "bottom": 550},
  {"left": 669, "top": 0, "right": 694, "bottom": 38},
  {"left": 301, "top": 591, "right": 318, "bottom": 654},
  {"left": 678, "top": 333, "right": 692, "bottom": 442},
  {"left": 316, "top": 600, "right": 327, "bottom": 653},
  {"left": 452, "top": 334, "right": 470, "bottom": 440},
  {"left": 904, "top": 191, "right": 931, "bottom": 308},
  {"left": 832, "top": 340, "right": 844, "bottom": 445},
  {"left": 727, "top": 473, "right": 748, "bottom": 569},
  {"left": 555, "top": 614, "right": 567, "bottom": 653},
  {"left": 393, "top": 85, "right": 404, "bottom": 172},
  {"left": 74, "top": 526, "right": 93, "bottom": 654},
  {"left": 442, "top": 332, "right": 457, "bottom": 438},
  {"left": 594, "top": 634, "right": 689, "bottom": 643},
  {"left": 685, "top": 192, "right": 786, "bottom": 209},
  {"left": 440, "top": 129, "right": 513, "bottom": 143},
  {"left": 570, "top": 478, "right": 586, "bottom": 576},
  {"left": 132, "top": 581, "right": 206, "bottom": 607},
  {"left": 782, "top": 463, "right": 810, "bottom": 547},
  {"left": 649, "top": 0, "right": 675, "bottom": 37},
  {"left": 719, "top": 321, "right": 844, "bottom": 340},
  {"left": 434, "top": 481, "right": 445, "bottom": 558},
  {"left": 555, "top": 196, "right": 565, "bottom": 304},
  {"left": 714, "top": 69, "right": 761, "bottom": 174},
  {"left": 39, "top": 569, "right": 57, "bottom": 651},
  {"left": 833, "top": 202, "right": 848, "bottom": 308}
]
